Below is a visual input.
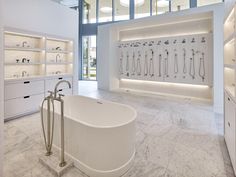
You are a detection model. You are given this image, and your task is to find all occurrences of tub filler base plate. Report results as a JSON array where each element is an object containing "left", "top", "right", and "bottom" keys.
[{"left": 39, "top": 153, "right": 74, "bottom": 177}]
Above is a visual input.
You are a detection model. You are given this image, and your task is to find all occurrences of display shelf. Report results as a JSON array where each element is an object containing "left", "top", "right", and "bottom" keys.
[
  {"left": 225, "top": 86, "right": 236, "bottom": 98},
  {"left": 46, "top": 50, "right": 72, "bottom": 54},
  {"left": 5, "top": 62, "right": 45, "bottom": 65},
  {"left": 224, "top": 64, "right": 235, "bottom": 69},
  {"left": 4, "top": 31, "right": 45, "bottom": 50},
  {"left": 224, "top": 6, "right": 236, "bottom": 175},
  {"left": 224, "top": 33, "right": 235, "bottom": 45},
  {"left": 224, "top": 7, "right": 235, "bottom": 41},
  {"left": 224, "top": 4, "right": 236, "bottom": 101},
  {"left": 5, "top": 47, "right": 45, "bottom": 52},
  {"left": 4, "top": 30, "right": 74, "bottom": 81},
  {"left": 46, "top": 62, "right": 72, "bottom": 65}
]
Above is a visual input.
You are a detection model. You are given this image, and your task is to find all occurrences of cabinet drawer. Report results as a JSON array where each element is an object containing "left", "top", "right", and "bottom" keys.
[
  {"left": 5, "top": 80, "right": 44, "bottom": 100},
  {"left": 45, "top": 88, "right": 72, "bottom": 97},
  {"left": 45, "top": 77, "right": 72, "bottom": 92},
  {"left": 4, "top": 94, "right": 44, "bottom": 119},
  {"left": 224, "top": 93, "right": 236, "bottom": 172}
]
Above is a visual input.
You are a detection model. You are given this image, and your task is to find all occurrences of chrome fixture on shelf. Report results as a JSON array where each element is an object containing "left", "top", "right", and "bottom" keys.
[
  {"left": 22, "top": 58, "right": 27, "bottom": 63},
  {"left": 56, "top": 54, "right": 61, "bottom": 63},
  {"left": 22, "top": 71, "right": 27, "bottom": 77}
]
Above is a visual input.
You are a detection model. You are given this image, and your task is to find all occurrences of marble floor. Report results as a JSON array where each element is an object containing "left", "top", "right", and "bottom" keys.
[{"left": 3, "top": 81, "right": 235, "bottom": 177}]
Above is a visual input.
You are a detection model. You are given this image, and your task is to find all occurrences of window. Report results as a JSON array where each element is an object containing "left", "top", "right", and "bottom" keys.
[
  {"left": 82, "top": 36, "right": 97, "bottom": 80},
  {"left": 171, "top": 0, "right": 189, "bottom": 11},
  {"left": 115, "top": 0, "right": 130, "bottom": 21},
  {"left": 135, "top": 0, "right": 150, "bottom": 19},
  {"left": 99, "top": 0, "right": 112, "bottom": 22},
  {"left": 152, "top": 0, "right": 169, "bottom": 15},
  {"left": 197, "top": 0, "right": 222, "bottom": 7},
  {"left": 83, "top": 0, "right": 97, "bottom": 24}
]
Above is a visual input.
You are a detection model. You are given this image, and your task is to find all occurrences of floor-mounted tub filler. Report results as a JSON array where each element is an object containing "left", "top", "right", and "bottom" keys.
[{"left": 41, "top": 83, "right": 137, "bottom": 177}]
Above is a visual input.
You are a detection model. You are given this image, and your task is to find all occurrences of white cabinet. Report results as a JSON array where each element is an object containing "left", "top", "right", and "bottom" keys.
[
  {"left": 45, "top": 76, "right": 73, "bottom": 93},
  {"left": 225, "top": 92, "right": 236, "bottom": 173},
  {"left": 3, "top": 29, "right": 75, "bottom": 120},
  {"left": 5, "top": 79, "right": 44, "bottom": 100},
  {"left": 5, "top": 94, "right": 44, "bottom": 119}
]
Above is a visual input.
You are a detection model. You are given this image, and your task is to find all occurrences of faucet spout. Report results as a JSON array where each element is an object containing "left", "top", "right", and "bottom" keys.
[{"left": 54, "top": 80, "right": 71, "bottom": 98}]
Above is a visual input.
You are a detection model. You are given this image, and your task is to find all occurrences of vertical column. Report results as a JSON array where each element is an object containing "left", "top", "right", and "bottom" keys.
[
  {"left": 130, "top": 0, "right": 135, "bottom": 19},
  {"left": 190, "top": 0, "right": 197, "bottom": 8},
  {"left": 79, "top": 0, "right": 83, "bottom": 80}
]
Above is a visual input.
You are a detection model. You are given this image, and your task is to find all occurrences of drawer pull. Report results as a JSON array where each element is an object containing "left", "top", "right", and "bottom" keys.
[
  {"left": 59, "top": 89, "right": 63, "bottom": 92},
  {"left": 24, "top": 96, "right": 30, "bottom": 99},
  {"left": 228, "top": 97, "right": 230, "bottom": 101},
  {"left": 24, "top": 81, "right": 30, "bottom": 84},
  {"left": 228, "top": 122, "right": 231, "bottom": 127},
  {"left": 58, "top": 77, "right": 63, "bottom": 80}
]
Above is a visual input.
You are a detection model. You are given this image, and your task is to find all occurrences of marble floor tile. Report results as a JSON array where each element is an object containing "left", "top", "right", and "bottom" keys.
[{"left": 3, "top": 81, "right": 234, "bottom": 177}]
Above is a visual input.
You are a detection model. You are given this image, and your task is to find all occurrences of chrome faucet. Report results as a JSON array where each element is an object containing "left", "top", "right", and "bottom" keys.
[
  {"left": 56, "top": 54, "right": 60, "bottom": 63},
  {"left": 22, "top": 58, "right": 27, "bottom": 63},
  {"left": 22, "top": 41, "right": 27, "bottom": 47},
  {"left": 55, "top": 71, "right": 61, "bottom": 75},
  {"left": 54, "top": 80, "right": 71, "bottom": 167},
  {"left": 54, "top": 80, "right": 71, "bottom": 99},
  {"left": 22, "top": 71, "right": 27, "bottom": 77},
  {"left": 41, "top": 80, "right": 72, "bottom": 167}
]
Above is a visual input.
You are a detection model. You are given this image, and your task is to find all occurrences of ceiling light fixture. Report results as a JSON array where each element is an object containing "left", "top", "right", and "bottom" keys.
[
  {"left": 120, "top": 0, "right": 145, "bottom": 7},
  {"left": 100, "top": 7, "right": 113, "bottom": 13},
  {"left": 60, "top": 0, "right": 78, "bottom": 7},
  {"left": 157, "top": 0, "right": 169, "bottom": 7}
]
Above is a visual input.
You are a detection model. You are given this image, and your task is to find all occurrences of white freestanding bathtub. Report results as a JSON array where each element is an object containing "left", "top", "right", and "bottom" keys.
[{"left": 48, "top": 95, "right": 136, "bottom": 177}]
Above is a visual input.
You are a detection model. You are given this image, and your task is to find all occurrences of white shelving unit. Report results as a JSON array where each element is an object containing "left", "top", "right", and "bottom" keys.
[
  {"left": 224, "top": 4, "right": 236, "bottom": 175},
  {"left": 3, "top": 30, "right": 74, "bottom": 120},
  {"left": 45, "top": 38, "right": 73, "bottom": 76}
]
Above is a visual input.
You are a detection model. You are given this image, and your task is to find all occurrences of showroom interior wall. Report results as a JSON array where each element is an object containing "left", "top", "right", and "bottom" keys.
[
  {"left": 0, "top": 0, "right": 78, "bottom": 175},
  {"left": 97, "top": 3, "right": 224, "bottom": 114}
]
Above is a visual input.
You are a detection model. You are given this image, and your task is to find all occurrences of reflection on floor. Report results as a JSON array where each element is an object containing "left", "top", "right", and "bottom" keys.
[{"left": 4, "top": 81, "right": 234, "bottom": 177}]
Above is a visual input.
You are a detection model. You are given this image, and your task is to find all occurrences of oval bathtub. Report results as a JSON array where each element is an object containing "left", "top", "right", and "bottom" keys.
[{"left": 51, "top": 95, "right": 137, "bottom": 177}]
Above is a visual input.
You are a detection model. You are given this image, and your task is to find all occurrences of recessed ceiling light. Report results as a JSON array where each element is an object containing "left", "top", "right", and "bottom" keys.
[
  {"left": 100, "top": 7, "right": 113, "bottom": 13},
  {"left": 157, "top": 0, "right": 169, "bottom": 7},
  {"left": 60, "top": 0, "right": 78, "bottom": 6},
  {"left": 120, "top": 0, "right": 145, "bottom": 7}
]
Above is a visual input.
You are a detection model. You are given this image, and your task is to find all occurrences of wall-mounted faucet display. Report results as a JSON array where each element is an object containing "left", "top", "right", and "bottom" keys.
[
  {"left": 198, "top": 52, "right": 206, "bottom": 82},
  {"left": 131, "top": 52, "right": 136, "bottom": 76},
  {"left": 136, "top": 51, "right": 141, "bottom": 76},
  {"left": 117, "top": 33, "right": 212, "bottom": 86},
  {"left": 144, "top": 51, "right": 148, "bottom": 76},
  {"left": 174, "top": 49, "right": 178, "bottom": 78},
  {"left": 149, "top": 49, "right": 154, "bottom": 77},
  {"left": 164, "top": 49, "right": 169, "bottom": 78},
  {"left": 189, "top": 49, "right": 195, "bottom": 79},
  {"left": 126, "top": 51, "right": 130, "bottom": 77}
]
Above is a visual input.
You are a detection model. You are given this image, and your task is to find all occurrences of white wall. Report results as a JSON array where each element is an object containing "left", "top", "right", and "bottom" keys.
[
  {"left": 97, "top": 3, "right": 224, "bottom": 114},
  {"left": 2, "top": 0, "right": 79, "bottom": 93},
  {"left": 225, "top": 0, "right": 236, "bottom": 17}
]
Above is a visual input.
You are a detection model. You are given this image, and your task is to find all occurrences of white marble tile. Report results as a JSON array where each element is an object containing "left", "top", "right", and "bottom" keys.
[{"left": 3, "top": 81, "right": 233, "bottom": 177}]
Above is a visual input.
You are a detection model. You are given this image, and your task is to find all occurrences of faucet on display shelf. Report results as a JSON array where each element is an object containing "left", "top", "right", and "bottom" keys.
[
  {"left": 55, "top": 71, "right": 61, "bottom": 75},
  {"left": 56, "top": 54, "right": 61, "bottom": 63},
  {"left": 22, "top": 58, "right": 27, "bottom": 63},
  {"left": 22, "top": 71, "right": 27, "bottom": 77},
  {"left": 22, "top": 41, "right": 27, "bottom": 47}
]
